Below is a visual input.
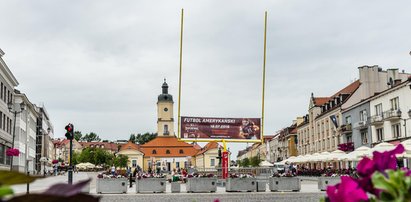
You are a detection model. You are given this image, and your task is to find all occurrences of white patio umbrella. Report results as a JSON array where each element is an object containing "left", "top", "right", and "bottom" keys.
[
  {"left": 311, "top": 152, "right": 330, "bottom": 162},
  {"left": 259, "top": 160, "right": 274, "bottom": 167},
  {"left": 366, "top": 142, "right": 395, "bottom": 156},
  {"left": 308, "top": 153, "right": 320, "bottom": 162},
  {"left": 325, "top": 150, "right": 345, "bottom": 161},
  {"left": 339, "top": 146, "right": 371, "bottom": 161},
  {"left": 299, "top": 154, "right": 313, "bottom": 163},
  {"left": 292, "top": 155, "right": 304, "bottom": 163}
]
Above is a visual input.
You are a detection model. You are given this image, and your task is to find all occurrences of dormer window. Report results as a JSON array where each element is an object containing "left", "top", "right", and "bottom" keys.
[
  {"left": 166, "top": 150, "right": 170, "bottom": 154},
  {"left": 179, "top": 149, "right": 184, "bottom": 154},
  {"left": 152, "top": 150, "right": 157, "bottom": 154}
]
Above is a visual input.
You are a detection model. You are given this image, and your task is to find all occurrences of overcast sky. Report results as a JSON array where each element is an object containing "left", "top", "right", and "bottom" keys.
[{"left": 1, "top": 1, "right": 411, "bottom": 159}]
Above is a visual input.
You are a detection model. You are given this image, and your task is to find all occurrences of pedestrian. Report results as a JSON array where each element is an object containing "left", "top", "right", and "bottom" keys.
[{"left": 111, "top": 165, "right": 116, "bottom": 175}]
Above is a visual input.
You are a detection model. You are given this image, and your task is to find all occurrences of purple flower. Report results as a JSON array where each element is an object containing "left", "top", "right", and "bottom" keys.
[
  {"left": 372, "top": 144, "right": 404, "bottom": 173},
  {"left": 326, "top": 176, "right": 368, "bottom": 202}
]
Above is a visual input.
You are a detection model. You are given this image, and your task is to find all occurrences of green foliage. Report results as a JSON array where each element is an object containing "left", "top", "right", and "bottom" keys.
[
  {"left": 240, "top": 158, "right": 250, "bottom": 167},
  {"left": 73, "top": 131, "right": 83, "bottom": 142},
  {"left": 250, "top": 156, "right": 262, "bottom": 167},
  {"left": 0, "top": 186, "right": 13, "bottom": 198},
  {"left": 113, "top": 154, "right": 128, "bottom": 168},
  {"left": 81, "top": 132, "right": 101, "bottom": 142},
  {"left": 372, "top": 170, "right": 411, "bottom": 202},
  {"left": 73, "top": 148, "right": 114, "bottom": 166},
  {"left": 129, "top": 134, "right": 136, "bottom": 143},
  {"left": 134, "top": 132, "right": 157, "bottom": 144}
]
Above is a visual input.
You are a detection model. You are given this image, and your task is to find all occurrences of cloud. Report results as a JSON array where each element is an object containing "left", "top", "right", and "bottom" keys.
[{"left": 1, "top": 0, "right": 411, "bottom": 159}]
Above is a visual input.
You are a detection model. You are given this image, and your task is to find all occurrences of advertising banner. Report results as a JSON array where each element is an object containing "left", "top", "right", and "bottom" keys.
[
  {"left": 222, "top": 151, "right": 229, "bottom": 179},
  {"left": 180, "top": 116, "right": 261, "bottom": 140}
]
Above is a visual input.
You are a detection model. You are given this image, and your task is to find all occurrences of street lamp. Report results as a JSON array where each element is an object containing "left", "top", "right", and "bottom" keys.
[
  {"left": 399, "top": 109, "right": 411, "bottom": 138},
  {"left": 8, "top": 101, "right": 25, "bottom": 171}
]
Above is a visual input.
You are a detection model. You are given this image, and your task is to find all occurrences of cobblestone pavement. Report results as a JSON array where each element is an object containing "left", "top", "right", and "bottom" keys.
[
  {"left": 99, "top": 192, "right": 324, "bottom": 202},
  {"left": 10, "top": 172, "right": 326, "bottom": 201}
]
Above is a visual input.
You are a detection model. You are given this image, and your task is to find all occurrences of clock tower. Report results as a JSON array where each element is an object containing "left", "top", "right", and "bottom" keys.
[{"left": 157, "top": 79, "right": 174, "bottom": 136}]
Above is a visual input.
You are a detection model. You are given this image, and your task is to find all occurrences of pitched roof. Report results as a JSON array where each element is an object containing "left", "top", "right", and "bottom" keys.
[
  {"left": 331, "top": 80, "right": 360, "bottom": 98},
  {"left": 119, "top": 141, "right": 140, "bottom": 151},
  {"left": 195, "top": 141, "right": 219, "bottom": 156},
  {"left": 140, "top": 136, "right": 200, "bottom": 157},
  {"left": 79, "top": 142, "right": 122, "bottom": 152},
  {"left": 313, "top": 97, "right": 330, "bottom": 107}
]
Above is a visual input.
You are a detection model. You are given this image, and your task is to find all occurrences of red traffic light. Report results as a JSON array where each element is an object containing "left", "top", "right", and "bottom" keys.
[{"left": 65, "top": 124, "right": 73, "bottom": 132}]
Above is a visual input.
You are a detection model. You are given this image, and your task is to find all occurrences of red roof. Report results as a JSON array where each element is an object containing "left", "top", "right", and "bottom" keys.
[
  {"left": 79, "top": 142, "right": 122, "bottom": 153},
  {"left": 119, "top": 141, "right": 141, "bottom": 151},
  {"left": 313, "top": 97, "right": 330, "bottom": 107},
  {"left": 195, "top": 141, "right": 219, "bottom": 156},
  {"left": 140, "top": 136, "right": 199, "bottom": 157}
]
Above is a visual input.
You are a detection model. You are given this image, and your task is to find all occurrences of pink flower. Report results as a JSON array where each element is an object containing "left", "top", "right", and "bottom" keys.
[
  {"left": 6, "top": 148, "right": 20, "bottom": 156},
  {"left": 326, "top": 176, "right": 368, "bottom": 202},
  {"left": 372, "top": 144, "right": 404, "bottom": 173}
]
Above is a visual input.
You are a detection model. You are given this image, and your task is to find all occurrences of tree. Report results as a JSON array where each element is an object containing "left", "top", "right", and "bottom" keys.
[
  {"left": 241, "top": 158, "right": 250, "bottom": 167},
  {"left": 81, "top": 132, "right": 101, "bottom": 142},
  {"left": 135, "top": 132, "right": 157, "bottom": 144},
  {"left": 250, "top": 156, "right": 262, "bottom": 167},
  {"left": 73, "top": 131, "right": 83, "bottom": 142},
  {"left": 114, "top": 154, "right": 128, "bottom": 169},
  {"left": 129, "top": 134, "right": 136, "bottom": 143}
]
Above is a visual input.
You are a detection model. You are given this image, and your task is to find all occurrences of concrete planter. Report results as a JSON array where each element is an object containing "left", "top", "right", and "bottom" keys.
[
  {"left": 226, "top": 178, "right": 256, "bottom": 192},
  {"left": 136, "top": 178, "right": 166, "bottom": 193},
  {"left": 96, "top": 178, "right": 127, "bottom": 194},
  {"left": 171, "top": 182, "right": 181, "bottom": 193},
  {"left": 256, "top": 181, "right": 266, "bottom": 192},
  {"left": 269, "top": 177, "right": 301, "bottom": 192},
  {"left": 186, "top": 178, "right": 217, "bottom": 193},
  {"left": 318, "top": 177, "right": 340, "bottom": 191}
]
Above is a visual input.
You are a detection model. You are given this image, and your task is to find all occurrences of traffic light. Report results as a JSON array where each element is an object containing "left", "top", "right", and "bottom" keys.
[{"left": 65, "top": 123, "right": 74, "bottom": 140}]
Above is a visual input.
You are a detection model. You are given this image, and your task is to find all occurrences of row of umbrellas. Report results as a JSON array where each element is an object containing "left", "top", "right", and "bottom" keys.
[{"left": 283, "top": 140, "right": 411, "bottom": 164}]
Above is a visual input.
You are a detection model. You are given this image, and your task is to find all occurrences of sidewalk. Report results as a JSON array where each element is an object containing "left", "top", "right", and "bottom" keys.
[{"left": 11, "top": 172, "right": 321, "bottom": 195}]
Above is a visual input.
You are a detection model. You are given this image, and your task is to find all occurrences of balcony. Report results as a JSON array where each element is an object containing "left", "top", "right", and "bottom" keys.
[
  {"left": 340, "top": 124, "right": 352, "bottom": 134},
  {"left": 383, "top": 109, "right": 401, "bottom": 121},
  {"left": 370, "top": 115, "right": 384, "bottom": 125},
  {"left": 353, "top": 120, "right": 368, "bottom": 129}
]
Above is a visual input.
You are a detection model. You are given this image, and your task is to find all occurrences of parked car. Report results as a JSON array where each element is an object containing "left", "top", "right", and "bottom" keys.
[{"left": 273, "top": 163, "right": 285, "bottom": 174}]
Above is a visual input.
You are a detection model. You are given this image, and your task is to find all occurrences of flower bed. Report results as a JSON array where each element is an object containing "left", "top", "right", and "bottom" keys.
[{"left": 186, "top": 173, "right": 217, "bottom": 193}]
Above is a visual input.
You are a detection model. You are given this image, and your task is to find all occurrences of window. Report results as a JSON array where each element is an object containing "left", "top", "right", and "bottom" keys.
[
  {"left": 361, "top": 130, "right": 368, "bottom": 144},
  {"left": 345, "top": 116, "right": 351, "bottom": 124},
  {"left": 0, "top": 144, "right": 4, "bottom": 164},
  {"left": 132, "top": 159, "right": 137, "bottom": 167},
  {"left": 390, "top": 97, "right": 399, "bottom": 111},
  {"left": 376, "top": 128, "right": 384, "bottom": 142},
  {"left": 375, "top": 104, "right": 383, "bottom": 116},
  {"left": 179, "top": 149, "right": 184, "bottom": 154},
  {"left": 210, "top": 159, "right": 215, "bottom": 167},
  {"left": 0, "top": 83, "right": 2, "bottom": 101},
  {"left": 5, "top": 146, "right": 10, "bottom": 165},
  {"left": 164, "top": 125, "right": 169, "bottom": 135},
  {"left": 346, "top": 134, "right": 352, "bottom": 143},
  {"left": 392, "top": 124, "right": 401, "bottom": 138},
  {"left": 152, "top": 150, "right": 157, "bottom": 154},
  {"left": 359, "top": 110, "right": 367, "bottom": 122},
  {"left": 166, "top": 149, "right": 170, "bottom": 154},
  {"left": 156, "top": 161, "right": 161, "bottom": 167},
  {"left": 176, "top": 162, "right": 180, "bottom": 168}
]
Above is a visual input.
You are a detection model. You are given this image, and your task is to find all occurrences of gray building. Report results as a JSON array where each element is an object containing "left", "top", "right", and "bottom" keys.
[
  {"left": 341, "top": 99, "right": 372, "bottom": 150},
  {"left": 0, "top": 49, "right": 19, "bottom": 170}
]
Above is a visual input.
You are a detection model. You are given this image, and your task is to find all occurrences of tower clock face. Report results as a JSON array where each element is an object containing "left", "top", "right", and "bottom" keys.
[{"left": 164, "top": 107, "right": 168, "bottom": 112}]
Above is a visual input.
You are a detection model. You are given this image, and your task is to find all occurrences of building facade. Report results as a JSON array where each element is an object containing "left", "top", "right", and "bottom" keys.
[
  {"left": 369, "top": 78, "right": 411, "bottom": 145},
  {"left": 0, "top": 49, "right": 19, "bottom": 170}
]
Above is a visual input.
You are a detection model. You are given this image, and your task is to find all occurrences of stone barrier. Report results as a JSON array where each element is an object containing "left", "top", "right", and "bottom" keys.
[
  {"left": 186, "top": 178, "right": 217, "bottom": 193},
  {"left": 225, "top": 178, "right": 256, "bottom": 192},
  {"left": 96, "top": 178, "right": 127, "bottom": 194},
  {"left": 269, "top": 177, "right": 301, "bottom": 192},
  {"left": 318, "top": 177, "right": 340, "bottom": 191},
  {"left": 171, "top": 182, "right": 181, "bottom": 193},
  {"left": 136, "top": 178, "right": 166, "bottom": 193}
]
